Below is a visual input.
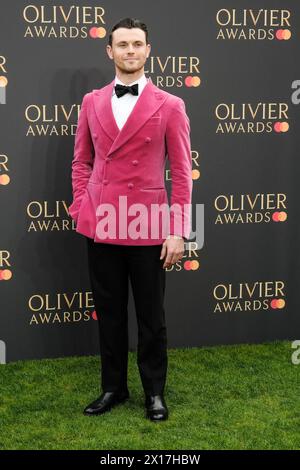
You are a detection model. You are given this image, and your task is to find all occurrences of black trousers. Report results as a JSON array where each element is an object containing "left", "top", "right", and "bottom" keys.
[{"left": 85, "top": 237, "right": 168, "bottom": 396}]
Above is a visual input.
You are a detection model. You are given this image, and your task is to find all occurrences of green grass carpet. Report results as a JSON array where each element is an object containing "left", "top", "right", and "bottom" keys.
[{"left": 0, "top": 340, "right": 299, "bottom": 450}]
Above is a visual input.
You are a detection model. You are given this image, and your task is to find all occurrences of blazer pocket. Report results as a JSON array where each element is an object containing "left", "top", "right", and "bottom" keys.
[
  {"left": 146, "top": 116, "right": 161, "bottom": 125},
  {"left": 140, "top": 187, "right": 165, "bottom": 191}
]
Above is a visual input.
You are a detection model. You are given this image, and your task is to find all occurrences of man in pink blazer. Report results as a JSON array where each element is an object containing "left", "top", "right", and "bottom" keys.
[{"left": 69, "top": 18, "right": 192, "bottom": 421}]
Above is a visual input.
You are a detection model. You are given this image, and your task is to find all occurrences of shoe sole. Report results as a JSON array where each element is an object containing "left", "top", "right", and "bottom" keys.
[
  {"left": 146, "top": 410, "right": 169, "bottom": 421},
  {"left": 146, "top": 414, "right": 168, "bottom": 421}
]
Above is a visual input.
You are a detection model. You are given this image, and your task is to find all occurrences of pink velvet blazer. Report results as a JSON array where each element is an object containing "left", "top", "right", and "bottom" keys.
[{"left": 68, "top": 78, "right": 192, "bottom": 245}]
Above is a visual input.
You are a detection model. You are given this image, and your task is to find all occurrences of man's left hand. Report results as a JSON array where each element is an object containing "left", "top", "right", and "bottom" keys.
[{"left": 160, "top": 235, "right": 185, "bottom": 269}]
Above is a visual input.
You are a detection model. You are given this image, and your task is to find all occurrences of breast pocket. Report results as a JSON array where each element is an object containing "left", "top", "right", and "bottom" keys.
[{"left": 145, "top": 116, "right": 161, "bottom": 126}]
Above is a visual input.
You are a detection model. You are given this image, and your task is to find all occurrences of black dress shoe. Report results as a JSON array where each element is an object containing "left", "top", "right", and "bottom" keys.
[
  {"left": 83, "top": 391, "right": 129, "bottom": 416},
  {"left": 145, "top": 394, "right": 168, "bottom": 421}
]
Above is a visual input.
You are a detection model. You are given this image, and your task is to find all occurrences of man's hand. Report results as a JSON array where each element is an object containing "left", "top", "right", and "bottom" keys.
[{"left": 160, "top": 235, "right": 185, "bottom": 269}]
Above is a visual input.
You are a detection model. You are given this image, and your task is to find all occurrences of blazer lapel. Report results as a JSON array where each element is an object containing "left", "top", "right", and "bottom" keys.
[{"left": 92, "top": 78, "right": 167, "bottom": 158}]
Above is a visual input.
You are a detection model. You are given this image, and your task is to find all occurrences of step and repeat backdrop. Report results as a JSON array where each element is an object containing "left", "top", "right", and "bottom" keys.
[{"left": 0, "top": 1, "right": 299, "bottom": 363}]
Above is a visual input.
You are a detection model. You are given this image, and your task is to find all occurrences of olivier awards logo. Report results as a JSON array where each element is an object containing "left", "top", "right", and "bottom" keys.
[
  {"left": 0, "top": 55, "right": 8, "bottom": 104},
  {"left": 25, "top": 103, "right": 80, "bottom": 136},
  {"left": 214, "top": 193, "right": 288, "bottom": 225},
  {"left": 0, "top": 250, "right": 12, "bottom": 281},
  {"left": 0, "top": 154, "right": 10, "bottom": 186},
  {"left": 145, "top": 56, "right": 201, "bottom": 88},
  {"left": 28, "top": 291, "right": 97, "bottom": 325},
  {"left": 213, "top": 280, "right": 286, "bottom": 313},
  {"left": 165, "top": 149, "right": 200, "bottom": 184},
  {"left": 190, "top": 150, "right": 201, "bottom": 182},
  {"left": 216, "top": 9, "right": 292, "bottom": 41},
  {"left": 215, "top": 102, "right": 289, "bottom": 134},
  {"left": 165, "top": 241, "right": 200, "bottom": 272},
  {"left": 27, "top": 200, "right": 75, "bottom": 232},
  {"left": 23, "top": 4, "right": 107, "bottom": 40},
  {"left": 165, "top": 148, "right": 201, "bottom": 272}
]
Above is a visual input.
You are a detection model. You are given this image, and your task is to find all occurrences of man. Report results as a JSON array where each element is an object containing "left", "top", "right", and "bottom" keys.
[{"left": 68, "top": 17, "right": 192, "bottom": 421}]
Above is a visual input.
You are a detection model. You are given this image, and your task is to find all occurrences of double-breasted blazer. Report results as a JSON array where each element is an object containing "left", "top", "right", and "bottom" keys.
[{"left": 68, "top": 78, "right": 193, "bottom": 245}]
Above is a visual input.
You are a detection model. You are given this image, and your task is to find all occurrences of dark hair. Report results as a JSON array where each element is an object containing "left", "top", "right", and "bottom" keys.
[{"left": 108, "top": 17, "right": 149, "bottom": 47}]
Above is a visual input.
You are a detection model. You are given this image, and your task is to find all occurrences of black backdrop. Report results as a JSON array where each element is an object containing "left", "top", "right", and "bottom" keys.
[{"left": 0, "top": 0, "right": 299, "bottom": 364}]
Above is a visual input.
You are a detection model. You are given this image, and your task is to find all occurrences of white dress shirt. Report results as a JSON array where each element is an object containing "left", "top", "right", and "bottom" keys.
[{"left": 111, "top": 74, "right": 148, "bottom": 130}]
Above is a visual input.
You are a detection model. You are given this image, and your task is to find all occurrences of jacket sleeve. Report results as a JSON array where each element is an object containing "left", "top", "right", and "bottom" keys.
[
  {"left": 165, "top": 97, "right": 193, "bottom": 240},
  {"left": 68, "top": 93, "right": 94, "bottom": 223}
]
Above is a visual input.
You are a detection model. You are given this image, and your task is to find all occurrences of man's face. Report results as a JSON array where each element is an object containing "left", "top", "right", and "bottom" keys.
[{"left": 106, "top": 27, "right": 151, "bottom": 74}]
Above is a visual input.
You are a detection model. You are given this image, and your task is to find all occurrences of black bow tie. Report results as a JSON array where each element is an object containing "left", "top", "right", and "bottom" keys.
[{"left": 115, "top": 83, "right": 139, "bottom": 98}]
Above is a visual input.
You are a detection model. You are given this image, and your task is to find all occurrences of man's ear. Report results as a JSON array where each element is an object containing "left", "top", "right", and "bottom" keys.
[{"left": 106, "top": 45, "right": 113, "bottom": 59}]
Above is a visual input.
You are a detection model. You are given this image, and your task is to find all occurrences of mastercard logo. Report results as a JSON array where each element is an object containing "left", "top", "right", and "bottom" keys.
[
  {"left": 192, "top": 169, "right": 200, "bottom": 180},
  {"left": 185, "top": 76, "right": 201, "bottom": 87},
  {"left": 270, "top": 298, "right": 285, "bottom": 309},
  {"left": 91, "top": 310, "right": 98, "bottom": 320},
  {"left": 184, "top": 260, "right": 199, "bottom": 270},
  {"left": 272, "top": 211, "right": 287, "bottom": 222},
  {"left": 0, "top": 270, "right": 12, "bottom": 280},
  {"left": 0, "top": 174, "right": 10, "bottom": 185},
  {"left": 275, "top": 29, "right": 291, "bottom": 40},
  {"left": 89, "top": 27, "right": 106, "bottom": 39},
  {"left": 274, "top": 122, "right": 289, "bottom": 132},
  {"left": 0, "top": 76, "right": 8, "bottom": 87}
]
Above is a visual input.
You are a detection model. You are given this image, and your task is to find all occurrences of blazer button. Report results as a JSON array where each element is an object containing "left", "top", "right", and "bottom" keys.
[
  {"left": 103, "top": 179, "right": 108, "bottom": 185},
  {"left": 132, "top": 160, "right": 139, "bottom": 165},
  {"left": 105, "top": 158, "right": 110, "bottom": 163},
  {"left": 93, "top": 133, "right": 98, "bottom": 140},
  {"left": 145, "top": 137, "right": 151, "bottom": 143},
  {"left": 128, "top": 182, "right": 134, "bottom": 189}
]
